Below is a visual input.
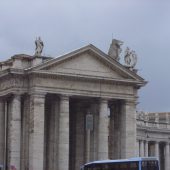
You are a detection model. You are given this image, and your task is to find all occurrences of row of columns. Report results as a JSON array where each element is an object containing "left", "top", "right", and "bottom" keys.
[
  {"left": 137, "top": 139, "right": 170, "bottom": 170},
  {"left": 0, "top": 94, "right": 136, "bottom": 170},
  {"left": 0, "top": 95, "right": 22, "bottom": 170}
]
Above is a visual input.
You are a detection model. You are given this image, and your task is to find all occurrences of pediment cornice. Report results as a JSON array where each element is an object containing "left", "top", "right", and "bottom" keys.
[
  {"left": 25, "top": 44, "right": 146, "bottom": 87},
  {"left": 29, "top": 69, "right": 145, "bottom": 88}
]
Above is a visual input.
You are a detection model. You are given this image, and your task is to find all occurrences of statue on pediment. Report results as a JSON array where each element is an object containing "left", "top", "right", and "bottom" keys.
[
  {"left": 108, "top": 39, "right": 123, "bottom": 61},
  {"left": 35, "top": 37, "right": 44, "bottom": 56},
  {"left": 124, "top": 47, "right": 137, "bottom": 68}
]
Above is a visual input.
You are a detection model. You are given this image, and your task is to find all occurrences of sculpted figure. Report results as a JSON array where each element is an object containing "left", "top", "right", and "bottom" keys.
[
  {"left": 124, "top": 47, "right": 137, "bottom": 68},
  {"left": 35, "top": 37, "right": 44, "bottom": 56},
  {"left": 108, "top": 39, "right": 123, "bottom": 61},
  {"left": 124, "top": 47, "right": 131, "bottom": 65},
  {"left": 131, "top": 50, "right": 137, "bottom": 68}
]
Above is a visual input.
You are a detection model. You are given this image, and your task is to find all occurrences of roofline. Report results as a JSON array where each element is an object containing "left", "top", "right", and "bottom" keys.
[
  {"left": 84, "top": 157, "right": 158, "bottom": 166},
  {"left": 25, "top": 44, "right": 145, "bottom": 83}
]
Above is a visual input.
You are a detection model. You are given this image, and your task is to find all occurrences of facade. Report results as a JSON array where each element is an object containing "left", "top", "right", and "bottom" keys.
[
  {"left": 137, "top": 112, "right": 170, "bottom": 170},
  {"left": 0, "top": 42, "right": 156, "bottom": 170}
]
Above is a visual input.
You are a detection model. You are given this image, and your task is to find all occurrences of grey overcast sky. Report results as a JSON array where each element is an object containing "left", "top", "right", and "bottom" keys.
[{"left": 0, "top": 0, "right": 170, "bottom": 112}]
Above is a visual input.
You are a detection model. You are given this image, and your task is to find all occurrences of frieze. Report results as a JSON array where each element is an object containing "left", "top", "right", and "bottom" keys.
[{"left": 0, "top": 76, "right": 25, "bottom": 91}]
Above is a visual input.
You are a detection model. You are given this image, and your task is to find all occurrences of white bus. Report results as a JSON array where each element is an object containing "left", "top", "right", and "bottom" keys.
[{"left": 81, "top": 157, "right": 159, "bottom": 170}]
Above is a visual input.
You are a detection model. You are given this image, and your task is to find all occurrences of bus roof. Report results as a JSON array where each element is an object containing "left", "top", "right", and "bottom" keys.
[{"left": 84, "top": 157, "right": 158, "bottom": 166}]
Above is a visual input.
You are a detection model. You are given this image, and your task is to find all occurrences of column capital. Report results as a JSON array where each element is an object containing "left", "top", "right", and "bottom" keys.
[
  {"left": 124, "top": 99, "right": 137, "bottom": 105},
  {"left": 155, "top": 141, "right": 160, "bottom": 144},
  {"left": 165, "top": 141, "right": 170, "bottom": 145},
  {"left": 99, "top": 98, "right": 109, "bottom": 104},
  {"left": 12, "top": 93, "right": 21, "bottom": 100},
  {"left": 30, "top": 92, "right": 46, "bottom": 99},
  {"left": 60, "top": 94, "right": 70, "bottom": 101}
]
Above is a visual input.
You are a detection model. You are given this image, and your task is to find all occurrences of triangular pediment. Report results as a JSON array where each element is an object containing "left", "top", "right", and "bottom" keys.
[
  {"left": 42, "top": 52, "right": 125, "bottom": 79},
  {"left": 30, "top": 44, "right": 146, "bottom": 85}
]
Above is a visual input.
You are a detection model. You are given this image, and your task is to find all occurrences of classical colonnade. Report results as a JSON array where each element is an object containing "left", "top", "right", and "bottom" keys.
[
  {"left": 0, "top": 93, "right": 136, "bottom": 170},
  {"left": 137, "top": 112, "right": 170, "bottom": 170},
  {"left": 136, "top": 140, "right": 170, "bottom": 170}
]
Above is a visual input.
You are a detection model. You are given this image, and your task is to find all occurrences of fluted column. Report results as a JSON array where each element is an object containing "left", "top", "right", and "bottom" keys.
[
  {"left": 121, "top": 100, "right": 136, "bottom": 158},
  {"left": 29, "top": 93, "right": 45, "bottom": 170},
  {"left": 98, "top": 98, "right": 109, "bottom": 160},
  {"left": 139, "top": 140, "right": 144, "bottom": 157},
  {"left": 165, "top": 142, "right": 170, "bottom": 170},
  {"left": 155, "top": 141, "right": 159, "bottom": 159},
  {"left": 58, "top": 95, "right": 70, "bottom": 170},
  {"left": 8, "top": 95, "right": 21, "bottom": 170},
  {"left": 144, "top": 141, "right": 148, "bottom": 157},
  {"left": 0, "top": 99, "right": 5, "bottom": 165}
]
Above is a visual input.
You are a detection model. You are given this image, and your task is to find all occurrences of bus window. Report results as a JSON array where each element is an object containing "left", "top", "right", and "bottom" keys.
[{"left": 142, "top": 161, "right": 159, "bottom": 170}]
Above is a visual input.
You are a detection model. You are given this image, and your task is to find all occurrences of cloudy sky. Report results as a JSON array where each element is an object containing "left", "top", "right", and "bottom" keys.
[{"left": 0, "top": 0, "right": 170, "bottom": 112}]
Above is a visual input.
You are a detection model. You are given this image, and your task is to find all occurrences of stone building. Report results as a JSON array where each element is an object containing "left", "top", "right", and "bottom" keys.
[
  {"left": 0, "top": 42, "right": 146, "bottom": 170},
  {"left": 137, "top": 112, "right": 170, "bottom": 170}
]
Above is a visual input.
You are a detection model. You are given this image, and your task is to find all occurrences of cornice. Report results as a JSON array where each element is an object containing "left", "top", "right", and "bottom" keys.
[
  {"left": 137, "top": 125, "right": 170, "bottom": 133},
  {"left": 28, "top": 70, "right": 145, "bottom": 87},
  {"left": 0, "top": 68, "right": 25, "bottom": 78}
]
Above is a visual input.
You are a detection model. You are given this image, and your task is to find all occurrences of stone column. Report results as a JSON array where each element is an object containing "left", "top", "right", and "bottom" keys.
[
  {"left": 29, "top": 93, "right": 45, "bottom": 170},
  {"left": 139, "top": 140, "right": 144, "bottom": 157},
  {"left": 75, "top": 103, "right": 85, "bottom": 169},
  {"left": 144, "top": 141, "right": 148, "bottom": 157},
  {"left": 58, "top": 95, "right": 70, "bottom": 170},
  {"left": 0, "top": 99, "right": 5, "bottom": 165},
  {"left": 97, "top": 98, "right": 109, "bottom": 160},
  {"left": 165, "top": 142, "right": 170, "bottom": 170},
  {"left": 8, "top": 95, "right": 21, "bottom": 170},
  {"left": 136, "top": 140, "right": 139, "bottom": 157},
  {"left": 155, "top": 141, "right": 159, "bottom": 160},
  {"left": 120, "top": 100, "right": 136, "bottom": 158}
]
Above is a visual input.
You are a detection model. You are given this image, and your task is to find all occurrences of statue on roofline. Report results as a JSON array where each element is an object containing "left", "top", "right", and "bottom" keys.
[
  {"left": 35, "top": 37, "right": 44, "bottom": 56},
  {"left": 124, "top": 47, "right": 137, "bottom": 68},
  {"left": 108, "top": 39, "right": 123, "bottom": 62}
]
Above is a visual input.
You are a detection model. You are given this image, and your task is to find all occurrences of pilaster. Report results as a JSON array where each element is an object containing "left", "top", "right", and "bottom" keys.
[{"left": 97, "top": 98, "right": 109, "bottom": 160}]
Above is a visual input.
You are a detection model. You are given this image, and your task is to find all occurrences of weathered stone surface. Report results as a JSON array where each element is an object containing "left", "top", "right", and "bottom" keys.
[{"left": 0, "top": 44, "right": 147, "bottom": 170}]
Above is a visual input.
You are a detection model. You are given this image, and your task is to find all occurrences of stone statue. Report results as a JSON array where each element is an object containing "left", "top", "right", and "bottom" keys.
[
  {"left": 124, "top": 47, "right": 137, "bottom": 68},
  {"left": 35, "top": 37, "right": 44, "bottom": 56},
  {"left": 108, "top": 39, "right": 123, "bottom": 61}
]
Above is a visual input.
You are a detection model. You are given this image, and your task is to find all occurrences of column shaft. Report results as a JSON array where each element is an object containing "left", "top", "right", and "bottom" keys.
[
  {"left": 165, "top": 143, "right": 170, "bottom": 170},
  {"left": 8, "top": 95, "right": 21, "bottom": 170},
  {"left": 139, "top": 140, "right": 144, "bottom": 157},
  {"left": 144, "top": 141, "right": 148, "bottom": 157},
  {"left": 0, "top": 99, "right": 5, "bottom": 165},
  {"left": 58, "top": 95, "right": 69, "bottom": 170},
  {"left": 98, "top": 99, "right": 109, "bottom": 160},
  {"left": 136, "top": 140, "right": 139, "bottom": 157},
  {"left": 120, "top": 100, "right": 136, "bottom": 158},
  {"left": 29, "top": 94, "right": 45, "bottom": 170},
  {"left": 155, "top": 142, "right": 159, "bottom": 159}
]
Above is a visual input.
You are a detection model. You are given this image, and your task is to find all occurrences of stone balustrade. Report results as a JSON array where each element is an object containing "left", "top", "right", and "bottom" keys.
[{"left": 137, "top": 111, "right": 170, "bottom": 129}]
